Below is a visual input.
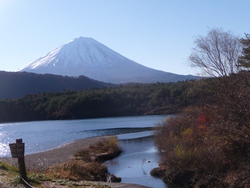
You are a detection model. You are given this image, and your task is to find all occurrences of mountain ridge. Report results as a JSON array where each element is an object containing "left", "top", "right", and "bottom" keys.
[
  {"left": 18, "top": 37, "right": 198, "bottom": 83},
  {"left": 0, "top": 71, "right": 112, "bottom": 100}
]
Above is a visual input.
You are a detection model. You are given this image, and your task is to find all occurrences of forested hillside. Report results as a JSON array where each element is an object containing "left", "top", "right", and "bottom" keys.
[
  {"left": 0, "top": 81, "right": 198, "bottom": 122},
  {"left": 0, "top": 71, "right": 112, "bottom": 99}
]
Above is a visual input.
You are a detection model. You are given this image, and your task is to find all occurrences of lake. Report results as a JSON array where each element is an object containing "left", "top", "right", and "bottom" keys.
[{"left": 0, "top": 115, "right": 169, "bottom": 187}]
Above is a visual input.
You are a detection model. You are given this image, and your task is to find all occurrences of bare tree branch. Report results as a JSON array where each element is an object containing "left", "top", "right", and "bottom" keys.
[{"left": 189, "top": 28, "right": 242, "bottom": 77}]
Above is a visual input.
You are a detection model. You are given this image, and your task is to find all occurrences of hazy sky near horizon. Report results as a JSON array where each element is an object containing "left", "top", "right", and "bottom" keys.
[{"left": 1, "top": 0, "right": 250, "bottom": 75}]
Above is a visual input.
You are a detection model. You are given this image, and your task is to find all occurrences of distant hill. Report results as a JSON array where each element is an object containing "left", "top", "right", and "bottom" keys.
[
  {"left": 0, "top": 71, "right": 112, "bottom": 100},
  {"left": 18, "top": 37, "right": 198, "bottom": 83}
]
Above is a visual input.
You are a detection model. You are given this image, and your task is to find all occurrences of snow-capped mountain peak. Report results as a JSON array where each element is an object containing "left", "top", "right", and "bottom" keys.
[
  {"left": 18, "top": 37, "right": 197, "bottom": 83},
  {"left": 19, "top": 37, "right": 124, "bottom": 70}
]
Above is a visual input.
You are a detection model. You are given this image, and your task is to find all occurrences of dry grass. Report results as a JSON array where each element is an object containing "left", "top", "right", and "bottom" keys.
[
  {"left": 45, "top": 137, "right": 121, "bottom": 182},
  {"left": 45, "top": 160, "right": 108, "bottom": 181},
  {"left": 0, "top": 137, "right": 121, "bottom": 187},
  {"left": 89, "top": 137, "right": 120, "bottom": 154}
]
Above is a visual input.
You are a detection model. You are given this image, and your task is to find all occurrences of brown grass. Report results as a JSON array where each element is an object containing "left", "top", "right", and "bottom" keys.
[
  {"left": 45, "top": 160, "right": 108, "bottom": 181},
  {"left": 45, "top": 137, "right": 121, "bottom": 182},
  {"left": 0, "top": 137, "right": 121, "bottom": 187}
]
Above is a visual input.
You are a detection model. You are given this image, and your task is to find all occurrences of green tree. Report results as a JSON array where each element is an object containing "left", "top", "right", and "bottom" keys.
[{"left": 239, "top": 33, "right": 250, "bottom": 68}]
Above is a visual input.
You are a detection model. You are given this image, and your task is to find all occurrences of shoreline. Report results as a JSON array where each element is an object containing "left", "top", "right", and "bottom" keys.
[
  {"left": 1, "top": 136, "right": 115, "bottom": 171},
  {"left": 0, "top": 136, "right": 150, "bottom": 188}
]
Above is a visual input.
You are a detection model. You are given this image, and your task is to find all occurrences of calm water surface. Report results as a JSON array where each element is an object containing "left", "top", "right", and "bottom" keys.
[
  {"left": 0, "top": 115, "right": 169, "bottom": 187},
  {"left": 106, "top": 136, "right": 166, "bottom": 187}
]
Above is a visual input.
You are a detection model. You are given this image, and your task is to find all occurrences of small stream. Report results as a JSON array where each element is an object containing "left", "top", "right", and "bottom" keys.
[{"left": 105, "top": 136, "right": 167, "bottom": 188}]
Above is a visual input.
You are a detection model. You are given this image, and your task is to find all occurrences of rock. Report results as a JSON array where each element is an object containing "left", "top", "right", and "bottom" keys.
[
  {"left": 106, "top": 173, "right": 122, "bottom": 182},
  {"left": 95, "top": 149, "right": 122, "bottom": 163},
  {"left": 151, "top": 167, "right": 195, "bottom": 187},
  {"left": 171, "top": 170, "right": 195, "bottom": 186},
  {"left": 111, "top": 174, "right": 122, "bottom": 182},
  {"left": 150, "top": 166, "right": 167, "bottom": 177}
]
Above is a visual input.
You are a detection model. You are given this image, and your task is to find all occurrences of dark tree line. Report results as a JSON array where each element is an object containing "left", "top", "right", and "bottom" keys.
[{"left": 0, "top": 81, "right": 198, "bottom": 123}]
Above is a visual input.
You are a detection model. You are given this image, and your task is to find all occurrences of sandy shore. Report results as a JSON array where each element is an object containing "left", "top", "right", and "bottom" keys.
[
  {"left": 0, "top": 136, "right": 150, "bottom": 188},
  {"left": 1, "top": 136, "right": 115, "bottom": 171}
]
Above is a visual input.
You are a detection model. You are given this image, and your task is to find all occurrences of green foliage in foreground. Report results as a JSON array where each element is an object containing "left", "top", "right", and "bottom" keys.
[
  {"left": 0, "top": 81, "right": 198, "bottom": 122},
  {"left": 0, "top": 161, "right": 49, "bottom": 186},
  {"left": 0, "top": 161, "right": 18, "bottom": 173}
]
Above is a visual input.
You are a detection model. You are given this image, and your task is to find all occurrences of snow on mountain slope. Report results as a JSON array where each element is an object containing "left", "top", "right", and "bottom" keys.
[{"left": 18, "top": 37, "right": 197, "bottom": 83}]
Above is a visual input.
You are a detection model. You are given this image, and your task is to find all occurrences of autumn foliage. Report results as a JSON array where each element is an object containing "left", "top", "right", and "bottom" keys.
[{"left": 154, "top": 72, "right": 250, "bottom": 187}]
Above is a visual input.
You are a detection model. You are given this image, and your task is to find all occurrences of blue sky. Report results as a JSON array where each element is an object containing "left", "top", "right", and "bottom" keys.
[{"left": 0, "top": 0, "right": 250, "bottom": 75}]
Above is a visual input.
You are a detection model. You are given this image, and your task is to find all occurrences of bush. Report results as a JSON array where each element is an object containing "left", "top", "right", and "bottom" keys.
[
  {"left": 89, "top": 137, "right": 120, "bottom": 154},
  {"left": 155, "top": 107, "right": 227, "bottom": 173},
  {"left": 154, "top": 72, "right": 250, "bottom": 187}
]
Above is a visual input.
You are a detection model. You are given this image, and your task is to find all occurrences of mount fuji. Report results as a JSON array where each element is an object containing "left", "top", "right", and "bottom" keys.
[{"left": 18, "top": 37, "right": 197, "bottom": 83}]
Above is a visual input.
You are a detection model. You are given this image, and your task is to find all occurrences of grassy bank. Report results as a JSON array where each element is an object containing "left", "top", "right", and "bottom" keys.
[
  {"left": 0, "top": 137, "right": 122, "bottom": 187},
  {"left": 45, "top": 137, "right": 122, "bottom": 182}
]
